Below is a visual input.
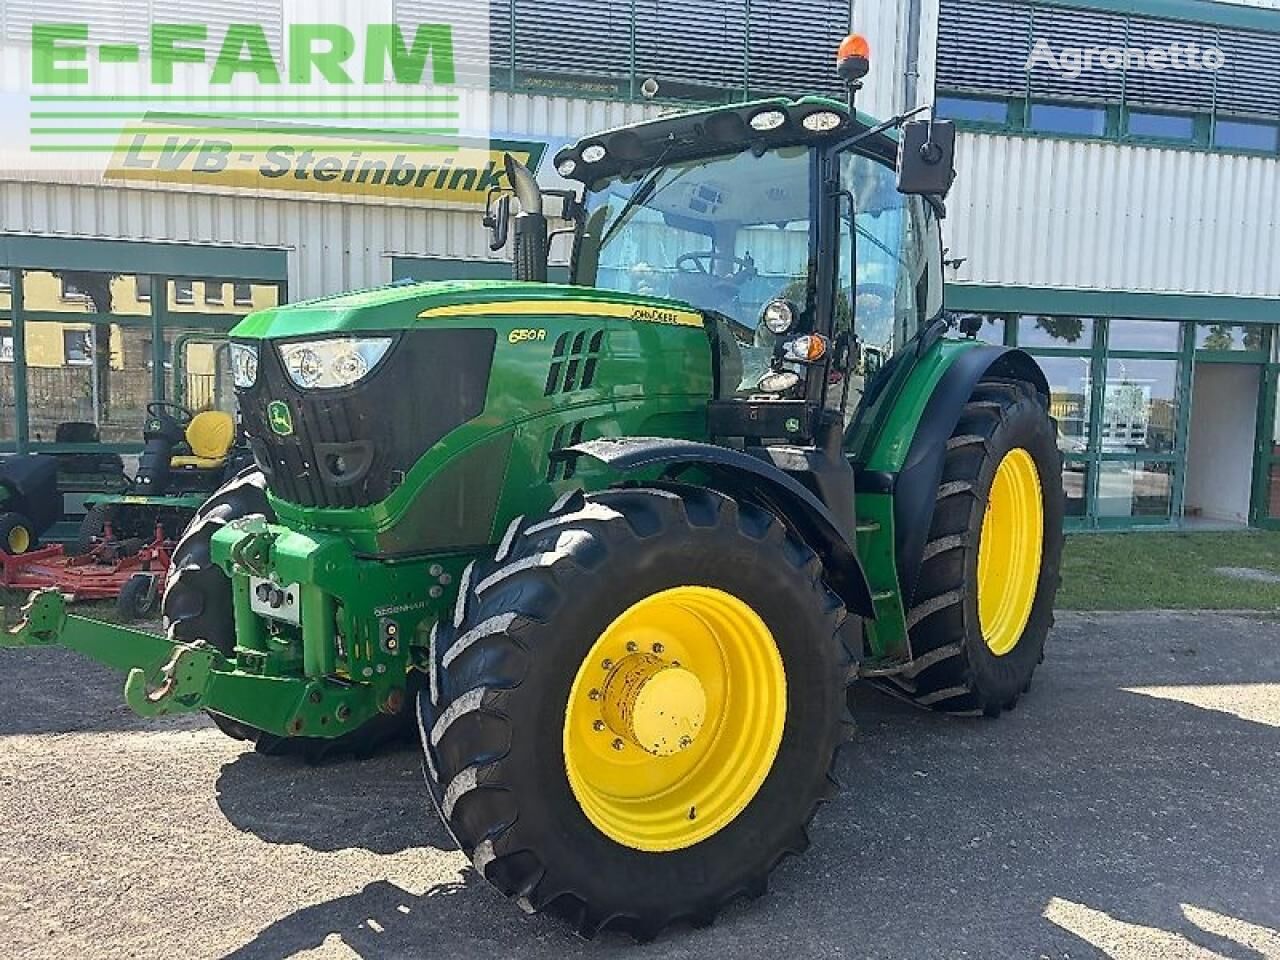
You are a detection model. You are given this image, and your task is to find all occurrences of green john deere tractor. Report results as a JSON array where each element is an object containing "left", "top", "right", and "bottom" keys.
[{"left": 3, "top": 44, "right": 1064, "bottom": 940}]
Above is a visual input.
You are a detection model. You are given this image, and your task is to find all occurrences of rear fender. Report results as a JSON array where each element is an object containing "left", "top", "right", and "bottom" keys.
[{"left": 561, "top": 437, "right": 876, "bottom": 618}]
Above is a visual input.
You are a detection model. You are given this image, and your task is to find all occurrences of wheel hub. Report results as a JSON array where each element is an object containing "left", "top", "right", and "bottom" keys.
[
  {"left": 563, "top": 585, "right": 787, "bottom": 852},
  {"left": 601, "top": 654, "right": 706, "bottom": 757}
]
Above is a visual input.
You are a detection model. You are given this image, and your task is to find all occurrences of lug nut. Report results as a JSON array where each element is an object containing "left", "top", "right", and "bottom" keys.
[
  {"left": 588, "top": 689, "right": 600, "bottom": 701},
  {"left": 626, "top": 641, "right": 638, "bottom": 653},
  {"left": 593, "top": 720, "right": 606, "bottom": 732},
  {"left": 652, "top": 643, "right": 664, "bottom": 654},
  {"left": 601, "top": 659, "right": 613, "bottom": 670},
  {"left": 612, "top": 738, "right": 625, "bottom": 751}
]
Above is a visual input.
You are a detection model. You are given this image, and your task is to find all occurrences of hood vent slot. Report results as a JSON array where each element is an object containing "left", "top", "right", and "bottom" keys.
[
  {"left": 544, "top": 330, "right": 605, "bottom": 396},
  {"left": 546, "top": 419, "right": 588, "bottom": 482}
]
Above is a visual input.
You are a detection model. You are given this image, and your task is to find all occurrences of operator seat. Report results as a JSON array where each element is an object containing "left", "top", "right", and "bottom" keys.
[{"left": 171, "top": 411, "right": 237, "bottom": 471}]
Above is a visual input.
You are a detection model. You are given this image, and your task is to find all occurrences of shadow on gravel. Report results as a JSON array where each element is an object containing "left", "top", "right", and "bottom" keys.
[
  {"left": 214, "top": 743, "right": 452, "bottom": 856},
  {"left": 211, "top": 613, "right": 1280, "bottom": 959},
  {"left": 0, "top": 647, "right": 204, "bottom": 735}
]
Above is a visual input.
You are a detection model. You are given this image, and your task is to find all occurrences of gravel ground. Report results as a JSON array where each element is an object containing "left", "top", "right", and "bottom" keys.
[{"left": 2, "top": 611, "right": 1279, "bottom": 959}]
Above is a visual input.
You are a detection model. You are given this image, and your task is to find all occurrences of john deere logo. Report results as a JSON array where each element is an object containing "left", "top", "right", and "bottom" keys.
[{"left": 267, "top": 401, "right": 294, "bottom": 437}]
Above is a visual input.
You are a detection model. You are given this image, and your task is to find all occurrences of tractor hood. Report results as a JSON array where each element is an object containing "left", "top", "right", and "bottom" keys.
[{"left": 231, "top": 280, "right": 706, "bottom": 340}]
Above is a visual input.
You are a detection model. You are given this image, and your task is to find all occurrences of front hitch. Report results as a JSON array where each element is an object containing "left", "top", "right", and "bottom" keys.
[
  {"left": 4, "top": 589, "right": 222, "bottom": 717},
  {"left": 2, "top": 589, "right": 382, "bottom": 736},
  {"left": 123, "top": 644, "right": 218, "bottom": 718}
]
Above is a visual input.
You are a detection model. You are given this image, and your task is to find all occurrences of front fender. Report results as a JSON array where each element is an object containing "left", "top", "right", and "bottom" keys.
[
  {"left": 888, "top": 344, "right": 1049, "bottom": 606},
  {"left": 561, "top": 437, "right": 876, "bottom": 618}
]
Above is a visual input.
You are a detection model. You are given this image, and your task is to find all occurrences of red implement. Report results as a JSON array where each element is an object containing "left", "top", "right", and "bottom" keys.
[{"left": 0, "top": 525, "right": 173, "bottom": 602}]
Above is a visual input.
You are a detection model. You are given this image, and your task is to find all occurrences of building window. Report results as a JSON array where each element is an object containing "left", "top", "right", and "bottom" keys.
[
  {"left": 1127, "top": 111, "right": 1196, "bottom": 142},
  {"left": 1107, "top": 318, "right": 1182, "bottom": 353},
  {"left": 0, "top": 333, "right": 13, "bottom": 362},
  {"left": 1214, "top": 119, "right": 1279, "bottom": 152},
  {"left": 1102, "top": 358, "right": 1179, "bottom": 455},
  {"left": 1064, "top": 461, "right": 1090, "bottom": 517},
  {"left": 937, "top": 0, "right": 1280, "bottom": 157},
  {"left": 135, "top": 275, "right": 151, "bottom": 302},
  {"left": 936, "top": 95, "right": 1010, "bottom": 125},
  {"left": 1096, "top": 461, "right": 1175, "bottom": 520},
  {"left": 1018, "top": 315, "right": 1095, "bottom": 349},
  {"left": 233, "top": 282, "right": 254, "bottom": 306},
  {"left": 1036, "top": 355, "right": 1093, "bottom": 454},
  {"left": 1028, "top": 103, "right": 1107, "bottom": 137},
  {"left": 203, "top": 281, "right": 225, "bottom": 305},
  {"left": 173, "top": 279, "right": 195, "bottom": 305},
  {"left": 1196, "top": 323, "right": 1267, "bottom": 353},
  {"left": 483, "top": 0, "right": 851, "bottom": 102},
  {"left": 63, "top": 329, "right": 94, "bottom": 365},
  {"left": 60, "top": 277, "right": 89, "bottom": 302},
  {"left": 0, "top": 272, "right": 11, "bottom": 293}
]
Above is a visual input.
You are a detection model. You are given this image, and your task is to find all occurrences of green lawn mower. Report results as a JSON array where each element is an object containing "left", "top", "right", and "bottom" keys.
[
  {"left": 0, "top": 455, "right": 61, "bottom": 556},
  {"left": 5, "top": 40, "right": 1064, "bottom": 940},
  {"left": 73, "top": 403, "right": 250, "bottom": 557}
]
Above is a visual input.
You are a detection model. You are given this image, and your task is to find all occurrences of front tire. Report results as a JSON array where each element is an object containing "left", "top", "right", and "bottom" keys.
[
  {"left": 421, "top": 486, "right": 853, "bottom": 940},
  {"left": 888, "top": 377, "right": 1065, "bottom": 716}
]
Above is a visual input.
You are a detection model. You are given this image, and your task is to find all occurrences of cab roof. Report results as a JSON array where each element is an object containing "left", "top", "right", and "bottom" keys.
[{"left": 554, "top": 96, "right": 900, "bottom": 185}]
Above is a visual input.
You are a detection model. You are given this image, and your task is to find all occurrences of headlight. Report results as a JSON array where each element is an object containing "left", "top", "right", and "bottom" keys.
[
  {"left": 801, "top": 110, "right": 844, "bottom": 133},
  {"left": 762, "top": 299, "right": 798, "bottom": 335},
  {"left": 581, "top": 143, "right": 607, "bottom": 163},
  {"left": 758, "top": 370, "right": 801, "bottom": 394},
  {"left": 749, "top": 109, "right": 787, "bottom": 132},
  {"left": 230, "top": 342, "right": 259, "bottom": 389},
  {"left": 278, "top": 337, "right": 394, "bottom": 390}
]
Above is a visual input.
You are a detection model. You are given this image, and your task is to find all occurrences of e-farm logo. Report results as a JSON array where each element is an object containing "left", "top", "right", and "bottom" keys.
[{"left": 6, "top": 5, "right": 502, "bottom": 203}]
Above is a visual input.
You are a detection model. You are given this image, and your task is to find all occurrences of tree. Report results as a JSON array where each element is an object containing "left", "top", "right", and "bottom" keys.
[
  {"left": 59, "top": 271, "right": 120, "bottom": 423},
  {"left": 1201, "top": 323, "right": 1235, "bottom": 352},
  {"left": 1036, "top": 315, "right": 1084, "bottom": 345}
]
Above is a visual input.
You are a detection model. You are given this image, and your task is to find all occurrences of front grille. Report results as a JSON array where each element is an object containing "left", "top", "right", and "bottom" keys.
[{"left": 238, "top": 329, "right": 497, "bottom": 508}]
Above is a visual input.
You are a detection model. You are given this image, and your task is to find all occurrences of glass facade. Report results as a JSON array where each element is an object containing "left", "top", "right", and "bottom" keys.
[
  {"left": 0, "top": 264, "right": 284, "bottom": 454},
  {"left": 957, "top": 311, "right": 1278, "bottom": 529}
]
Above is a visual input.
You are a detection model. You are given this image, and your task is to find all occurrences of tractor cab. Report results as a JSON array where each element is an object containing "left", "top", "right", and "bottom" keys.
[{"left": 490, "top": 55, "right": 956, "bottom": 536}]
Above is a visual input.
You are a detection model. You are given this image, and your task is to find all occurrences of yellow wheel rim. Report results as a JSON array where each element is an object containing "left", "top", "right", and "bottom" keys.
[
  {"left": 7, "top": 525, "right": 30, "bottom": 555},
  {"left": 977, "top": 448, "right": 1044, "bottom": 657},
  {"left": 563, "top": 586, "right": 786, "bottom": 853}
]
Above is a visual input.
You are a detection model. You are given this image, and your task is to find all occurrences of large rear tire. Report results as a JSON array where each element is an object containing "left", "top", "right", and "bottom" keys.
[
  {"left": 886, "top": 377, "right": 1064, "bottom": 716},
  {"left": 420, "top": 486, "right": 853, "bottom": 940},
  {"left": 163, "top": 468, "right": 419, "bottom": 761}
]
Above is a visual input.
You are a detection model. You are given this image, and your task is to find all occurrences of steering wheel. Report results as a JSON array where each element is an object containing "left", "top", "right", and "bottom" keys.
[
  {"left": 146, "top": 402, "right": 194, "bottom": 426},
  {"left": 676, "top": 252, "right": 755, "bottom": 285}
]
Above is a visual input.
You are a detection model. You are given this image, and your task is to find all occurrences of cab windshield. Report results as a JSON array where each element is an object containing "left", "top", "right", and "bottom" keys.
[{"left": 574, "top": 145, "right": 815, "bottom": 339}]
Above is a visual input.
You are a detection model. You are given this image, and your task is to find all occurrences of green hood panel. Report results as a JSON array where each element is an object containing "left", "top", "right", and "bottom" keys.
[{"left": 231, "top": 280, "right": 704, "bottom": 340}]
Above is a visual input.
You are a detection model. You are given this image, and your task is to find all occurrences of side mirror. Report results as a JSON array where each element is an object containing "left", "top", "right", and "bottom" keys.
[
  {"left": 483, "top": 193, "right": 511, "bottom": 252},
  {"left": 897, "top": 118, "right": 956, "bottom": 197}
]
